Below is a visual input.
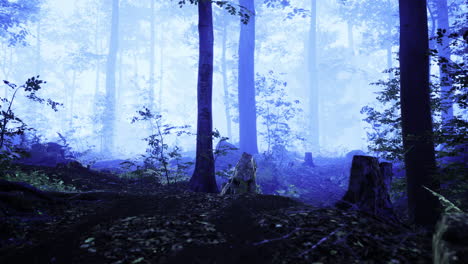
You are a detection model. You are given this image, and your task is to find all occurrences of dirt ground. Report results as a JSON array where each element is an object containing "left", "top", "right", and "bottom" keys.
[{"left": 0, "top": 165, "right": 433, "bottom": 264}]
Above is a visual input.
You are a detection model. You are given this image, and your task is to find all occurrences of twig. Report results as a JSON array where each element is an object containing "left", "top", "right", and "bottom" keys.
[
  {"left": 298, "top": 228, "right": 341, "bottom": 257},
  {"left": 253, "top": 227, "right": 301, "bottom": 246}
]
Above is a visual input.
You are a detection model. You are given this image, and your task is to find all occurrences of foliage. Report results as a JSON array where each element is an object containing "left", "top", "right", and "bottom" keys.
[
  {"left": 0, "top": 0, "right": 40, "bottom": 45},
  {"left": 0, "top": 77, "right": 62, "bottom": 170},
  {"left": 1, "top": 170, "right": 76, "bottom": 192},
  {"left": 174, "top": 0, "right": 251, "bottom": 24},
  {"left": 361, "top": 29, "right": 468, "bottom": 202},
  {"left": 423, "top": 186, "right": 463, "bottom": 213},
  {"left": 212, "top": 128, "right": 238, "bottom": 179},
  {"left": 255, "top": 70, "right": 303, "bottom": 161},
  {"left": 131, "top": 107, "right": 192, "bottom": 185}
]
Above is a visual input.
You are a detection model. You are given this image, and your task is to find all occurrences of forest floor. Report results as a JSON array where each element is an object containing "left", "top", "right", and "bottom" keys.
[{"left": 0, "top": 164, "right": 433, "bottom": 264}]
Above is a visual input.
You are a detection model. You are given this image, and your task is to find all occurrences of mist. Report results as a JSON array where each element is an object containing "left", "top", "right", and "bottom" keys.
[{"left": 1, "top": 0, "right": 407, "bottom": 158}]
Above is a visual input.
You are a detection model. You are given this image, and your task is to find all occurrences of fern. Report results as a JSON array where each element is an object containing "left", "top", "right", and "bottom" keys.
[{"left": 423, "top": 186, "right": 463, "bottom": 213}]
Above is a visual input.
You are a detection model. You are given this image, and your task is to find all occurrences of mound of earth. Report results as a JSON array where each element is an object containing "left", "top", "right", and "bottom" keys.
[{"left": 0, "top": 164, "right": 433, "bottom": 264}]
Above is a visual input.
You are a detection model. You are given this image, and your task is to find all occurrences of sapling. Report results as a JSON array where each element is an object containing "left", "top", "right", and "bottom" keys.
[
  {"left": 255, "top": 70, "right": 304, "bottom": 164},
  {"left": 131, "top": 107, "right": 191, "bottom": 184},
  {"left": 0, "top": 76, "right": 61, "bottom": 168}
]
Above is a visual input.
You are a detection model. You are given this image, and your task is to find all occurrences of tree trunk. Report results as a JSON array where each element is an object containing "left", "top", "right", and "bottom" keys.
[
  {"left": 436, "top": 0, "right": 453, "bottom": 124},
  {"left": 93, "top": 5, "right": 102, "bottom": 152},
  {"left": 386, "top": 22, "right": 394, "bottom": 80},
  {"left": 336, "top": 156, "right": 398, "bottom": 224},
  {"left": 221, "top": 13, "right": 233, "bottom": 141},
  {"left": 399, "top": 0, "right": 440, "bottom": 228},
  {"left": 189, "top": 0, "right": 218, "bottom": 193},
  {"left": 102, "top": 0, "right": 119, "bottom": 155},
  {"left": 308, "top": 0, "right": 319, "bottom": 151},
  {"left": 303, "top": 152, "right": 315, "bottom": 167},
  {"left": 347, "top": 21, "right": 354, "bottom": 56},
  {"left": 69, "top": 69, "right": 77, "bottom": 129},
  {"left": 149, "top": 0, "right": 156, "bottom": 111},
  {"left": 158, "top": 22, "right": 164, "bottom": 113},
  {"left": 35, "top": 18, "right": 41, "bottom": 75},
  {"left": 238, "top": 0, "right": 258, "bottom": 155}
]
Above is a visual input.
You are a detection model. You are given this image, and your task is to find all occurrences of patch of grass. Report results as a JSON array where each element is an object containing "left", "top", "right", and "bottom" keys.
[{"left": 2, "top": 170, "right": 76, "bottom": 192}]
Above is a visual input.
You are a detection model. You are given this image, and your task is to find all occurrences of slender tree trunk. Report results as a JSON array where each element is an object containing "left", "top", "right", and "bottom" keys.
[
  {"left": 149, "top": 0, "right": 156, "bottom": 111},
  {"left": 386, "top": 23, "right": 394, "bottom": 80},
  {"left": 103, "top": 0, "right": 119, "bottom": 155},
  {"left": 238, "top": 0, "right": 258, "bottom": 155},
  {"left": 189, "top": 0, "right": 218, "bottom": 193},
  {"left": 221, "top": 13, "right": 233, "bottom": 140},
  {"left": 93, "top": 5, "right": 102, "bottom": 152},
  {"left": 398, "top": 0, "right": 440, "bottom": 228},
  {"left": 69, "top": 69, "right": 77, "bottom": 129},
  {"left": 158, "top": 22, "right": 164, "bottom": 113},
  {"left": 308, "top": 0, "right": 319, "bottom": 151},
  {"left": 35, "top": 18, "right": 41, "bottom": 74},
  {"left": 436, "top": 0, "right": 453, "bottom": 123},
  {"left": 347, "top": 21, "right": 354, "bottom": 56}
]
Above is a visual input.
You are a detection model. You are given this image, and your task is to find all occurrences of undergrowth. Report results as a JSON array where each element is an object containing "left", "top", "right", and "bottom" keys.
[{"left": 1, "top": 170, "right": 76, "bottom": 192}]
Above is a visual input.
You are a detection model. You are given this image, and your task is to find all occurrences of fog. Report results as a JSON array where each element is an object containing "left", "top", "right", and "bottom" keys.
[{"left": 0, "top": 0, "right": 461, "bottom": 160}]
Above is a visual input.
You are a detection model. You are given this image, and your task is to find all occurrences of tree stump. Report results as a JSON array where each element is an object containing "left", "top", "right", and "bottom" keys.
[
  {"left": 433, "top": 213, "right": 468, "bottom": 264},
  {"left": 303, "top": 152, "right": 315, "bottom": 167},
  {"left": 336, "top": 155, "right": 398, "bottom": 223},
  {"left": 220, "top": 152, "right": 258, "bottom": 195},
  {"left": 380, "top": 162, "right": 393, "bottom": 192}
]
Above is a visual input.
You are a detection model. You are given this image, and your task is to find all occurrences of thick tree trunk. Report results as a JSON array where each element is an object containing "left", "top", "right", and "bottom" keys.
[
  {"left": 436, "top": 0, "right": 453, "bottom": 124},
  {"left": 102, "top": 0, "right": 119, "bottom": 155},
  {"left": 336, "top": 156, "right": 398, "bottom": 223},
  {"left": 189, "top": 0, "right": 218, "bottom": 193},
  {"left": 399, "top": 0, "right": 440, "bottom": 228},
  {"left": 308, "top": 0, "right": 319, "bottom": 151},
  {"left": 238, "top": 0, "right": 258, "bottom": 155}
]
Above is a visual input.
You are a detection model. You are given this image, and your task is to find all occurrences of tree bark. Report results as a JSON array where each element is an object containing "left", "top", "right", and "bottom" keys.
[
  {"left": 336, "top": 156, "right": 398, "bottom": 223},
  {"left": 399, "top": 0, "right": 440, "bottom": 228},
  {"left": 102, "top": 0, "right": 119, "bottom": 155},
  {"left": 238, "top": 0, "right": 258, "bottom": 155},
  {"left": 189, "top": 0, "right": 218, "bottom": 193}
]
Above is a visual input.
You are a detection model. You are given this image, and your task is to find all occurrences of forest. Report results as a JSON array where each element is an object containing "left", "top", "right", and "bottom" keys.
[{"left": 0, "top": 0, "right": 467, "bottom": 263}]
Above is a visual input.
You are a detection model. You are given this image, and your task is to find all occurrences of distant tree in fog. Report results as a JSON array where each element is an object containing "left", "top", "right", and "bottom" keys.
[
  {"left": 307, "top": 0, "right": 319, "bottom": 151},
  {"left": 237, "top": 0, "right": 258, "bottom": 155},
  {"left": 102, "top": 0, "right": 119, "bottom": 154}
]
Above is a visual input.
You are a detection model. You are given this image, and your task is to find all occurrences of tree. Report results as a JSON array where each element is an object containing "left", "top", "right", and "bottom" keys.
[
  {"left": 238, "top": 0, "right": 258, "bottom": 155},
  {"left": 149, "top": 0, "right": 156, "bottom": 111},
  {"left": 435, "top": 0, "right": 453, "bottom": 124},
  {"left": 189, "top": 0, "right": 218, "bottom": 193},
  {"left": 398, "top": 0, "right": 440, "bottom": 228},
  {"left": 102, "top": 0, "right": 120, "bottom": 154},
  {"left": 307, "top": 0, "right": 319, "bottom": 151},
  {"left": 0, "top": 0, "right": 40, "bottom": 45},
  {"left": 220, "top": 11, "right": 233, "bottom": 140}
]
